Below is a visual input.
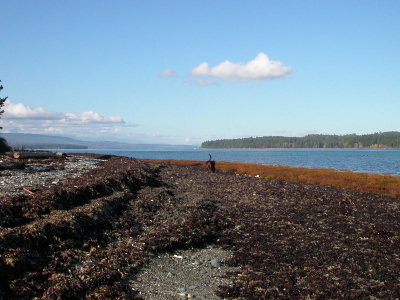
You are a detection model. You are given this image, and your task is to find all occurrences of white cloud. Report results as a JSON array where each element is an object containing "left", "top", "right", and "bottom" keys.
[
  {"left": 190, "top": 52, "right": 292, "bottom": 82},
  {"left": 43, "top": 127, "right": 64, "bottom": 134},
  {"left": 3, "top": 100, "right": 64, "bottom": 120},
  {"left": 0, "top": 99, "right": 137, "bottom": 140},
  {"left": 3, "top": 100, "right": 125, "bottom": 125},
  {"left": 64, "top": 111, "right": 124, "bottom": 125},
  {"left": 158, "top": 68, "right": 178, "bottom": 78},
  {"left": 0, "top": 100, "right": 201, "bottom": 145}
]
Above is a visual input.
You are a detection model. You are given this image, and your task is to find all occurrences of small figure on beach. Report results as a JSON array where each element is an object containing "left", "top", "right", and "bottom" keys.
[{"left": 206, "top": 154, "right": 216, "bottom": 172}]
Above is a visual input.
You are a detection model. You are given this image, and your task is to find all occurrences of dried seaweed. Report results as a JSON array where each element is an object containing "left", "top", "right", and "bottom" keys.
[{"left": 1, "top": 154, "right": 399, "bottom": 299}]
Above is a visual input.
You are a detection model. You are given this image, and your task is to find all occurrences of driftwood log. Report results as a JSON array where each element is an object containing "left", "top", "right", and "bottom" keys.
[{"left": 9, "top": 152, "right": 66, "bottom": 159}]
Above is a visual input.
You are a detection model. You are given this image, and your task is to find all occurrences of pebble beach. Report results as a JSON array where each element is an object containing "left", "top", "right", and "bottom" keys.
[
  {"left": 1, "top": 153, "right": 400, "bottom": 299},
  {"left": 0, "top": 154, "right": 102, "bottom": 196}
]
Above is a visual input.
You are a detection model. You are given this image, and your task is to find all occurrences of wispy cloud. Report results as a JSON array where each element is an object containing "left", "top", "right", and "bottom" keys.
[
  {"left": 273, "top": 129, "right": 319, "bottom": 137},
  {"left": 190, "top": 52, "right": 292, "bottom": 82},
  {"left": 158, "top": 68, "right": 178, "bottom": 78},
  {"left": 189, "top": 79, "right": 218, "bottom": 87}
]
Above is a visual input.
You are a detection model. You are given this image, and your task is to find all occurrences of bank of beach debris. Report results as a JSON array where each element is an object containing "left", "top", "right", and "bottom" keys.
[{"left": 0, "top": 153, "right": 399, "bottom": 299}]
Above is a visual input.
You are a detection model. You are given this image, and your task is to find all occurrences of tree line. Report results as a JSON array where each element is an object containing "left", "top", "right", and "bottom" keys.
[{"left": 201, "top": 132, "right": 400, "bottom": 149}]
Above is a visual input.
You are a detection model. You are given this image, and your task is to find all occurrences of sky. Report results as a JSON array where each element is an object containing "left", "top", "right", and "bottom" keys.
[{"left": 1, "top": 0, "right": 399, "bottom": 146}]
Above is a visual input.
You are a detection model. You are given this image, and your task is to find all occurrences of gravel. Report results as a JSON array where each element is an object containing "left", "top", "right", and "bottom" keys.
[
  {"left": 0, "top": 154, "right": 104, "bottom": 196},
  {"left": 130, "top": 246, "right": 240, "bottom": 300}
]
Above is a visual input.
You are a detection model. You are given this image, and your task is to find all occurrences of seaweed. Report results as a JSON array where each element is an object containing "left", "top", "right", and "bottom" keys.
[{"left": 1, "top": 154, "right": 400, "bottom": 299}]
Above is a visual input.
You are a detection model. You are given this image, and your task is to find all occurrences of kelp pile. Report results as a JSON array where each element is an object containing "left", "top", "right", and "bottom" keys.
[{"left": 1, "top": 154, "right": 400, "bottom": 299}]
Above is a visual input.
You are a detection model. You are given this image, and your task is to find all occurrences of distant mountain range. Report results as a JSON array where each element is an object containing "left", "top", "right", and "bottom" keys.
[{"left": 0, "top": 133, "right": 197, "bottom": 150}]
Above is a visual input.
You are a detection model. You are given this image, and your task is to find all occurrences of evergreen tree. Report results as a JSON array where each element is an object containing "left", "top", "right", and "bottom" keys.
[
  {"left": 0, "top": 80, "right": 7, "bottom": 130},
  {"left": 0, "top": 79, "right": 11, "bottom": 152}
]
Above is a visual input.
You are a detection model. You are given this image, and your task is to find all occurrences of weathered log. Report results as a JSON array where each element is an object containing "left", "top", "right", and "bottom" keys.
[
  {"left": 11, "top": 152, "right": 65, "bottom": 159},
  {"left": 0, "top": 162, "right": 25, "bottom": 171}
]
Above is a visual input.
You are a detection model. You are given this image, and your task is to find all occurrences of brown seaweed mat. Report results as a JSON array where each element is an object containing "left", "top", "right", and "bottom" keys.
[{"left": 1, "top": 154, "right": 399, "bottom": 299}]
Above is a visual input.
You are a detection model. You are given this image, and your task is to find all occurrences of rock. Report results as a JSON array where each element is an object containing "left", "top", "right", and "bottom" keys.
[{"left": 210, "top": 258, "right": 222, "bottom": 268}]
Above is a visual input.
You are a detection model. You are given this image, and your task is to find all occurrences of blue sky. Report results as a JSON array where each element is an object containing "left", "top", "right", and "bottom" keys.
[{"left": 1, "top": 0, "right": 399, "bottom": 145}]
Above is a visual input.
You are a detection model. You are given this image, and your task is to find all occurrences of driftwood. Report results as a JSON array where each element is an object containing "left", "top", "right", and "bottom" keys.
[
  {"left": 8, "top": 152, "right": 66, "bottom": 159},
  {"left": 22, "top": 187, "right": 35, "bottom": 194}
]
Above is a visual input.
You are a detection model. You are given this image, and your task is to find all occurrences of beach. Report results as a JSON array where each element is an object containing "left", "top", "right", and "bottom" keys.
[{"left": 1, "top": 153, "right": 399, "bottom": 299}]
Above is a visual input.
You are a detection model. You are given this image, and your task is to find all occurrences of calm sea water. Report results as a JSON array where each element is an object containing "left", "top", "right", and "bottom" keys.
[{"left": 61, "top": 148, "right": 400, "bottom": 176}]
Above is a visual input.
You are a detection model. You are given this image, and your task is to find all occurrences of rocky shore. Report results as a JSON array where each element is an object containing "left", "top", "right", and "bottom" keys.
[
  {"left": 0, "top": 154, "right": 104, "bottom": 196},
  {"left": 1, "top": 153, "right": 399, "bottom": 299}
]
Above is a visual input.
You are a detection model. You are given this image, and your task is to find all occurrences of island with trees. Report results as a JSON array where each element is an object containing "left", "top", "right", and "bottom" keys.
[{"left": 202, "top": 132, "right": 400, "bottom": 149}]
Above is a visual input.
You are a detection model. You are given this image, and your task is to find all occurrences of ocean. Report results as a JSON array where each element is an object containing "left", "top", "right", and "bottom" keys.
[{"left": 61, "top": 148, "right": 400, "bottom": 176}]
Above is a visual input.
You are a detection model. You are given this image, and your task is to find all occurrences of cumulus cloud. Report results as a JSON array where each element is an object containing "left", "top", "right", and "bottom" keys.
[
  {"left": 2, "top": 100, "right": 64, "bottom": 120},
  {"left": 0, "top": 100, "right": 199, "bottom": 144},
  {"left": 64, "top": 111, "right": 124, "bottom": 125},
  {"left": 190, "top": 52, "right": 292, "bottom": 82},
  {"left": 0, "top": 99, "right": 136, "bottom": 140},
  {"left": 3, "top": 100, "right": 125, "bottom": 124}
]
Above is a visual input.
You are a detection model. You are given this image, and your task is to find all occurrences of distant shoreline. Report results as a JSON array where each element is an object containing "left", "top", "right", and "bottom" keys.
[
  {"left": 201, "top": 132, "right": 400, "bottom": 149},
  {"left": 201, "top": 147, "right": 398, "bottom": 150}
]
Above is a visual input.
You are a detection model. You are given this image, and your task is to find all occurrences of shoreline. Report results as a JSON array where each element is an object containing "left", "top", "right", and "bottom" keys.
[
  {"left": 201, "top": 147, "right": 399, "bottom": 149},
  {"left": 2, "top": 151, "right": 400, "bottom": 199},
  {"left": 143, "top": 158, "right": 400, "bottom": 199},
  {"left": 1, "top": 153, "right": 400, "bottom": 299},
  {"left": 2, "top": 151, "right": 399, "bottom": 198},
  {"left": 60, "top": 148, "right": 400, "bottom": 178}
]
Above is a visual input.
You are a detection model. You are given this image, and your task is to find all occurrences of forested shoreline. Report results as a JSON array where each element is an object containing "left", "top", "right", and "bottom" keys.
[{"left": 202, "top": 131, "right": 400, "bottom": 149}]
